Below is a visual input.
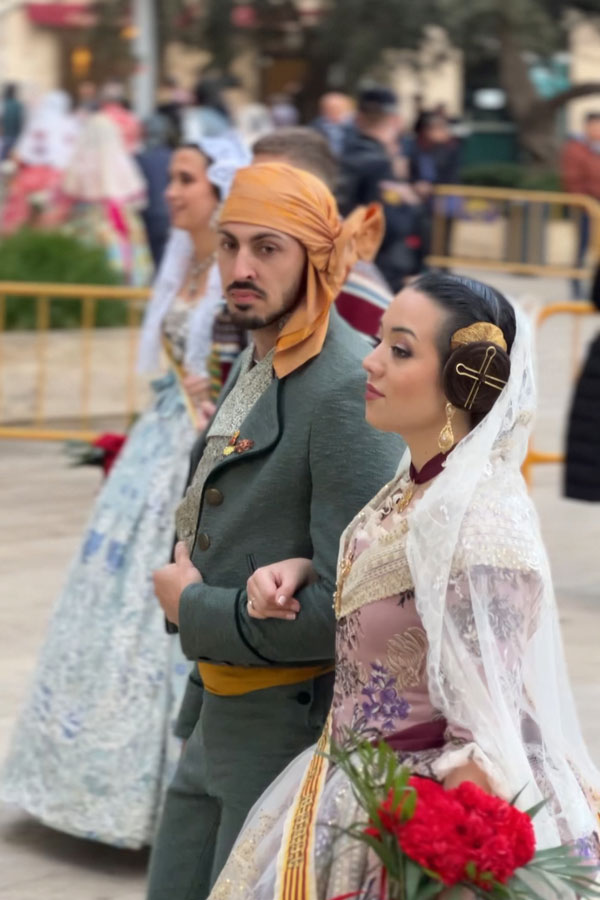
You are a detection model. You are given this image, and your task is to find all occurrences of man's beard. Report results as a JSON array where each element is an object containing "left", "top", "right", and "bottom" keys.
[{"left": 226, "top": 280, "right": 304, "bottom": 331}]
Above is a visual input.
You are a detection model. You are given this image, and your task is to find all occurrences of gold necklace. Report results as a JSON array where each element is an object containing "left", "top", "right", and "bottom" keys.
[
  {"left": 188, "top": 252, "right": 215, "bottom": 300},
  {"left": 394, "top": 480, "right": 415, "bottom": 513}
]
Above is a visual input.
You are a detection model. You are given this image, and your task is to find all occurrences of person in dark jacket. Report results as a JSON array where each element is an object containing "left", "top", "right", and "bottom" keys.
[
  {"left": 310, "top": 92, "right": 354, "bottom": 157},
  {"left": 1, "top": 83, "right": 24, "bottom": 160},
  {"left": 564, "top": 267, "right": 600, "bottom": 501},
  {"left": 560, "top": 112, "right": 600, "bottom": 298},
  {"left": 409, "top": 110, "right": 461, "bottom": 261},
  {"left": 338, "top": 87, "right": 426, "bottom": 292},
  {"left": 136, "top": 114, "right": 173, "bottom": 266}
]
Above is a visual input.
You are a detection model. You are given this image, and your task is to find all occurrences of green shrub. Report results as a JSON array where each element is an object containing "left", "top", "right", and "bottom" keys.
[
  {"left": 460, "top": 163, "right": 561, "bottom": 192},
  {"left": 0, "top": 229, "right": 130, "bottom": 329}
]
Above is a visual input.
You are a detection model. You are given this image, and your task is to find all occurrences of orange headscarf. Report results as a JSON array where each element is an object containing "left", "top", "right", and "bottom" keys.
[{"left": 219, "top": 162, "right": 385, "bottom": 378}]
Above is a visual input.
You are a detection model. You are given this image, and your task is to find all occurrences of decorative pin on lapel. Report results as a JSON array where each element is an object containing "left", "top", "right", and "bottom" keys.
[
  {"left": 223, "top": 430, "right": 255, "bottom": 456},
  {"left": 223, "top": 430, "right": 240, "bottom": 456}
]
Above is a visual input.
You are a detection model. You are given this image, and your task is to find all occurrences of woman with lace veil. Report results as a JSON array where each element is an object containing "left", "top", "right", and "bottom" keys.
[
  {"left": 0, "top": 134, "right": 250, "bottom": 849},
  {"left": 208, "top": 272, "right": 600, "bottom": 900}
]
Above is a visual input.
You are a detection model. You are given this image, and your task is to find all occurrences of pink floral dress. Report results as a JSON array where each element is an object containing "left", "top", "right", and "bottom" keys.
[{"left": 331, "top": 481, "right": 472, "bottom": 769}]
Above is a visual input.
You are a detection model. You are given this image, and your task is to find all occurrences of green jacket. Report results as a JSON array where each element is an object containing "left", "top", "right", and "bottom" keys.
[{"left": 176, "top": 310, "right": 404, "bottom": 735}]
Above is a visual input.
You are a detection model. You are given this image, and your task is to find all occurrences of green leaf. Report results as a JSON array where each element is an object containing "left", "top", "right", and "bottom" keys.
[
  {"left": 508, "top": 785, "right": 529, "bottom": 806},
  {"left": 465, "top": 862, "right": 478, "bottom": 879},
  {"left": 533, "top": 845, "right": 573, "bottom": 859},
  {"left": 479, "top": 871, "right": 495, "bottom": 882},
  {"left": 523, "top": 798, "right": 549, "bottom": 820},
  {"left": 402, "top": 788, "right": 417, "bottom": 820},
  {"left": 405, "top": 858, "right": 423, "bottom": 900},
  {"left": 511, "top": 873, "right": 557, "bottom": 900},
  {"left": 414, "top": 881, "right": 446, "bottom": 900},
  {"left": 440, "top": 888, "right": 465, "bottom": 900}
]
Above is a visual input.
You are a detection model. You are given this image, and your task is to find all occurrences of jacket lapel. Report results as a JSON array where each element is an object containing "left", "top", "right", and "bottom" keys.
[{"left": 209, "top": 377, "right": 282, "bottom": 476}]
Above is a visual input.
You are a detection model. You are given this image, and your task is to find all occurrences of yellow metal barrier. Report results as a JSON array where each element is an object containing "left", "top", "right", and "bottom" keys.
[
  {"left": 0, "top": 282, "right": 150, "bottom": 441},
  {"left": 522, "top": 301, "right": 598, "bottom": 486},
  {"left": 428, "top": 185, "right": 600, "bottom": 280}
]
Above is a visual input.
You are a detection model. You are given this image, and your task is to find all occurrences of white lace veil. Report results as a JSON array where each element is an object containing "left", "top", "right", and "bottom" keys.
[
  {"left": 404, "top": 304, "right": 600, "bottom": 851},
  {"left": 137, "top": 131, "right": 250, "bottom": 374}
]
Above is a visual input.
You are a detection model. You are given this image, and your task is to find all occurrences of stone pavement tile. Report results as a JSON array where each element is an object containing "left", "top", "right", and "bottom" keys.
[{"left": 0, "top": 808, "right": 146, "bottom": 900}]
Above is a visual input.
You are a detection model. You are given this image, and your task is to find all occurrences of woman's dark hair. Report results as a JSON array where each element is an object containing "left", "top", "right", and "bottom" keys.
[
  {"left": 193, "top": 81, "right": 230, "bottom": 120},
  {"left": 412, "top": 271, "right": 516, "bottom": 426},
  {"left": 178, "top": 143, "right": 221, "bottom": 201}
]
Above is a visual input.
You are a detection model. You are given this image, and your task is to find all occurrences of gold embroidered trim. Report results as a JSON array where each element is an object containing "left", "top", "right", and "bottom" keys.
[
  {"left": 336, "top": 517, "right": 413, "bottom": 620},
  {"left": 276, "top": 721, "right": 331, "bottom": 899}
]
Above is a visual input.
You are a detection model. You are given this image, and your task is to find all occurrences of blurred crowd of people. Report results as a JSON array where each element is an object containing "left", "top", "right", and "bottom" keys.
[{"left": 0, "top": 77, "right": 461, "bottom": 292}]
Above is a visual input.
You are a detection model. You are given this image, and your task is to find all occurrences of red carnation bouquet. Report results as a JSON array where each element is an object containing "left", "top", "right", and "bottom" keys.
[{"left": 328, "top": 738, "right": 600, "bottom": 900}]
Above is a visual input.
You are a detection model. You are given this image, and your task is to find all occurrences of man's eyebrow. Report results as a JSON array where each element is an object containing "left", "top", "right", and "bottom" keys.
[
  {"left": 250, "top": 232, "right": 287, "bottom": 242},
  {"left": 217, "top": 229, "right": 286, "bottom": 242},
  {"left": 390, "top": 326, "right": 418, "bottom": 339}
]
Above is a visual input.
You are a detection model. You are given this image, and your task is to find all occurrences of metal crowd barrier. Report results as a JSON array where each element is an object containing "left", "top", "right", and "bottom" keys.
[
  {"left": 0, "top": 282, "right": 150, "bottom": 441},
  {"left": 522, "top": 301, "right": 598, "bottom": 486},
  {"left": 428, "top": 185, "right": 600, "bottom": 281}
]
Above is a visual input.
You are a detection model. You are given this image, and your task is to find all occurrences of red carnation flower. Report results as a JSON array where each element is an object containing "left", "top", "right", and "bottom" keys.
[
  {"left": 93, "top": 433, "right": 127, "bottom": 476},
  {"left": 368, "top": 776, "right": 537, "bottom": 888}
]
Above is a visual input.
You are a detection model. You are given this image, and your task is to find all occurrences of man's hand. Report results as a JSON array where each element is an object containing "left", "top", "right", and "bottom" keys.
[
  {"left": 246, "top": 558, "right": 316, "bottom": 620},
  {"left": 153, "top": 541, "right": 202, "bottom": 626},
  {"left": 196, "top": 399, "right": 217, "bottom": 432}
]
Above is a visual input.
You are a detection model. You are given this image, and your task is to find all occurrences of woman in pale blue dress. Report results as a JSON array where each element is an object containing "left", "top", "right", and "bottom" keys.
[{"left": 0, "top": 134, "right": 249, "bottom": 849}]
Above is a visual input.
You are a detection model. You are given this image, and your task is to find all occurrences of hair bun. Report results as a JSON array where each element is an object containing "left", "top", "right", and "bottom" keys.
[{"left": 442, "top": 341, "right": 510, "bottom": 417}]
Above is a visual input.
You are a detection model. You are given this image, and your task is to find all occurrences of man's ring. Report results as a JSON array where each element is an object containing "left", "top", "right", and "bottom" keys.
[{"left": 248, "top": 598, "right": 254, "bottom": 609}]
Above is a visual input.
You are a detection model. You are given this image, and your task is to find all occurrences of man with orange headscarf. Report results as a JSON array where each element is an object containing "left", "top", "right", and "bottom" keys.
[{"left": 147, "top": 163, "right": 404, "bottom": 900}]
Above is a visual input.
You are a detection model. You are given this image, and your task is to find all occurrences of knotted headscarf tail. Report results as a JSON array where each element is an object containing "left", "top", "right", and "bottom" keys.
[{"left": 219, "top": 162, "right": 385, "bottom": 378}]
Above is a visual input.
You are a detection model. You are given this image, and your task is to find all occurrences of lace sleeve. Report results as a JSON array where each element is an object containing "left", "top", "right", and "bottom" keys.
[{"left": 430, "top": 566, "right": 544, "bottom": 799}]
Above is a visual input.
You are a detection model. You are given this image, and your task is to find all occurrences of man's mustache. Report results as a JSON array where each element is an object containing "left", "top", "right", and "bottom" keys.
[{"left": 226, "top": 280, "right": 267, "bottom": 300}]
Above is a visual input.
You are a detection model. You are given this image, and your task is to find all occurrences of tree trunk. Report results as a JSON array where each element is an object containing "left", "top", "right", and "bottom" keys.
[{"left": 498, "top": 6, "right": 600, "bottom": 166}]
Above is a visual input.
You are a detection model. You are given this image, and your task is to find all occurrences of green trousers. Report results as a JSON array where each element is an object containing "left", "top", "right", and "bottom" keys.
[{"left": 146, "top": 672, "right": 333, "bottom": 900}]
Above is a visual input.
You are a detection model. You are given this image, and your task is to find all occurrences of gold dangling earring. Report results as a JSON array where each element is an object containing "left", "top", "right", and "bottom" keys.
[{"left": 438, "top": 402, "right": 455, "bottom": 454}]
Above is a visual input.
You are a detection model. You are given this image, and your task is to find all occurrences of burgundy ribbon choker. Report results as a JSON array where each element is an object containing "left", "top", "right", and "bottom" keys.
[{"left": 409, "top": 451, "right": 450, "bottom": 485}]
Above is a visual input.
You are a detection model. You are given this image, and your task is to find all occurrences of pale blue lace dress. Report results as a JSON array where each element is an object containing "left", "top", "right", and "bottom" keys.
[{"left": 0, "top": 301, "right": 199, "bottom": 848}]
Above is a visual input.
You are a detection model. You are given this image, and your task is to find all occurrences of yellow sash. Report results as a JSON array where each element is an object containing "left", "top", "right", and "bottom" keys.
[{"left": 197, "top": 661, "right": 333, "bottom": 696}]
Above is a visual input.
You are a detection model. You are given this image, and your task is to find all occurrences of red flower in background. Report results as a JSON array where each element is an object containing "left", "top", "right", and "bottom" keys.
[{"left": 92, "top": 433, "right": 127, "bottom": 476}]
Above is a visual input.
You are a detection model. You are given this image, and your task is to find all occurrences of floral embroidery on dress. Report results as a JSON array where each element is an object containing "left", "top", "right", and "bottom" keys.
[
  {"left": 360, "top": 661, "right": 411, "bottom": 731},
  {"left": 333, "top": 615, "right": 366, "bottom": 712},
  {"left": 448, "top": 570, "right": 528, "bottom": 657},
  {"left": 386, "top": 626, "right": 428, "bottom": 691}
]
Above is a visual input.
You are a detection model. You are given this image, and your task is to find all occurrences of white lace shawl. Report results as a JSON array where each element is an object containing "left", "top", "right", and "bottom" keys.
[{"left": 401, "top": 306, "right": 600, "bottom": 849}]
